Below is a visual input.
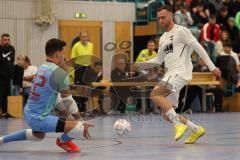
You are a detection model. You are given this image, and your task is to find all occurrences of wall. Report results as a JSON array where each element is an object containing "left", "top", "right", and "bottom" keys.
[{"left": 0, "top": 0, "right": 135, "bottom": 79}]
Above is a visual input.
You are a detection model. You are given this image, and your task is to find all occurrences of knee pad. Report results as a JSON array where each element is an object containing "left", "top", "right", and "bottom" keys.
[
  {"left": 62, "top": 95, "right": 79, "bottom": 114},
  {"left": 67, "top": 121, "right": 84, "bottom": 139},
  {"left": 55, "top": 94, "right": 65, "bottom": 111}
]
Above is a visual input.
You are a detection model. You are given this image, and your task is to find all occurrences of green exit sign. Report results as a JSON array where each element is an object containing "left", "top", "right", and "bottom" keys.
[{"left": 75, "top": 12, "right": 87, "bottom": 19}]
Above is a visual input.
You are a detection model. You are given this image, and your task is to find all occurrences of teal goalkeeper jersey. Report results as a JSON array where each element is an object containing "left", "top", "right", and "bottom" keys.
[{"left": 25, "top": 61, "right": 69, "bottom": 120}]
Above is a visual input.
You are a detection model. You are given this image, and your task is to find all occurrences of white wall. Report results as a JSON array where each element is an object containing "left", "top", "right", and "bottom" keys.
[{"left": 0, "top": 0, "right": 135, "bottom": 79}]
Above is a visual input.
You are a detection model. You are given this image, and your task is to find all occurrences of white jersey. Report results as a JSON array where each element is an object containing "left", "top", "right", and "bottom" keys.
[
  {"left": 139, "top": 24, "right": 216, "bottom": 81},
  {"left": 159, "top": 24, "right": 195, "bottom": 80}
]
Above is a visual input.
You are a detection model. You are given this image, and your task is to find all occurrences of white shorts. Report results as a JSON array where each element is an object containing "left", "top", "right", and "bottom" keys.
[{"left": 158, "top": 74, "right": 187, "bottom": 108}]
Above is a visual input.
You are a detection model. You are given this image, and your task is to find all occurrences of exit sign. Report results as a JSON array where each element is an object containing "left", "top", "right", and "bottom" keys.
[{"left": 75, "top": 12, "right": 87, "bottom": 19}]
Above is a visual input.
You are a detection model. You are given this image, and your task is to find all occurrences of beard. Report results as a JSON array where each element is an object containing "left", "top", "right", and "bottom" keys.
[{"left": 56, "top": 53, "right": 65, "bottom": 66}]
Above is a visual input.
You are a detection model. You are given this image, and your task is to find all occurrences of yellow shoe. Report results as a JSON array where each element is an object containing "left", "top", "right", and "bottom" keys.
[
  {"left": 174, "top": 124, "right": 188, "bottom": 141},
  {"left": 185, "top": 126, "right": 205, "bottom": 144}
]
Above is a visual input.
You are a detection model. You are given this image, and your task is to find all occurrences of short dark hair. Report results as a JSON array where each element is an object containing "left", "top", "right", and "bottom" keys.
[
  {"left": 94, "top": 61, "right": 102, "bottom": 67},
  {"left": 220, "top": 6, "right": 228, "bottom": 12},
  {"left": 157, "top": 5, "right": 173, "bottom": 13},
  {"left": 24, "top": 56, "right": 31, "bottom": 64},
  {"left": 180, "top": 2, "right": 188, "bottom": 9},
  {"left": 1, "top": 33, "right": 10, "bottom": 39},
  {"left": 79, "top": 30, "right": 88, "bottom": 36},
  {"left": 147, "top": 39, "right": 155, "bottom": 44},
  {"left": 209, "top": 14, "right": 216, "bottom": 19},
  {"left": 45, "top": 38, "right": 66, "bottom": 57}
]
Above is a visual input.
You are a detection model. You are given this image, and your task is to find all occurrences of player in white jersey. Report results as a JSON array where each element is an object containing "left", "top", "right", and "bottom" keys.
[{"left": 132, "top": 5, "right": 221, "bottom": 144}]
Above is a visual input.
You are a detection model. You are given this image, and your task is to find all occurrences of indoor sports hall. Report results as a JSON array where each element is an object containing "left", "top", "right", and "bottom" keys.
[{"left": 0, "top": 0, "right": 240, "bottom": 160}]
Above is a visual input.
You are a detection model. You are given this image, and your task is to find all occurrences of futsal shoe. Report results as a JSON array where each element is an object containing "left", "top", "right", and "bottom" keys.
[
  {"left": 174, "top": 124, "right": 188, "bottom": 141},
  {"left": 185, "top": 126, "right": 205, "bottom": 144},
  {"left": 56, "top": 138, "right": 80, "bottom": 153}
]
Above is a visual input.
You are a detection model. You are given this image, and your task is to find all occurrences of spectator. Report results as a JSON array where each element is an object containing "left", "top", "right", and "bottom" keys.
[
  {"left": 215, "top": 30, "right": 231, "bottom": 56},
  {"left": 232, "top": 31, "right": 240, "bottom": 54},
  {"left": 84, "top": 61, "right": 102, "bottom": 84},
  {"left": 147, "top": 67, "right": 161, "bottom": 82},
  {"left": 71, "top": 30, "right": 93, "bottom": 112},
  {"left": 12, "top": 57, "right": 24, "bottom": 96},
  {"left": 232, "top": 0, "right": 240, "bottom": 17},
  {"left": 190, "top": 0, "right": 203, "bottom": 11},
  {"left": 201, "top": 15, "right": 220, "bottom": 59},
  {"left": 225, "top": 17, "right": 239, "bottom": 42},
  {"left": 111, "top": 58, "right": 129, "bottom": 113},
  {"left": 135, "top": 40, "right": 157, "bottom": 63},
  {"left": 0, "top": 33, "right": 15, "bottom": 118},
  {"left": 220, "top": 43, "right": 240, "bottom": 88},
  {"left": 173, "top": 0, "right": 184, "bottom": 12},
  {"left": 164, "top": 0, "right": 173, "bottom": 6},
  {"left": 17, "top": 55, "right": 37, "bottom": 106},
  {"left": 221, "top": 43, "right": 240, "bottom": 69},
  {"left": 177, "top": 58, "right": 224, "bottom": 113},
  {"left": 83, "top": 61, "right": 105, "bottom": 115},
  {"left": 198, "top": 0, "right": 216, "bottom": 16},
  {"left": 223, "top": 0, "right": 234, "bottom": 17},
  {"left": 174, "top": 2, "right": 193, "bottom": 28},
  {"left": 191, "top": 3, "right": 208, "bottom": 29},
  {"left": 235, "top": 11, "right": 240, "bottom": 30},
  {"left": 209, "top": 0, "right": 223, "bottom": 13},
  {"left": 190, "top": 0, "right": 216, "bottom": 16},
  {"left": 125, "top": 96, "right": 137, "bottom": 113},
  {"left": 217, "top": 6, "right": 230, "bottom": 29},
  {"left": 216, "top": 55, "right": 240, "bottom": 88},
  {"left": 71, "top": 30, "right": 93, "bottom": 85}
]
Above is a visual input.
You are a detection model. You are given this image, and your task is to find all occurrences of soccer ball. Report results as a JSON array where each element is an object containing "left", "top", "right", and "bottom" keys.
[{"left": 113, "top": 119, "right": 131, "bottom": 136}]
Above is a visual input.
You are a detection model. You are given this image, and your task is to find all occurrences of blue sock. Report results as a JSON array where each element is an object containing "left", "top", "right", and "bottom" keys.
[
  {"left": 60, "top": 133, "right": 73, "bottom": 143},
  {"left": 3, "top": 130, "right": 27, "bottom": 143}
]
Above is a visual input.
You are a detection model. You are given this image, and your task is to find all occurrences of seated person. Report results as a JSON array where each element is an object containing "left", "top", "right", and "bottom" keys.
[
  {"left": 177, "top": 58, "right": 224, "bottom": 112},
  {"left": 111, "top": 58, "right": 130, "bottom": 113},
  {"left": 13, "top": 57, "right": 24, "bottom": 96},
  {"left": 83, "top": 61, "right": 105, "bottom": 115},
  {"left": 17, "top": 55, "right": 38, "bottom": 105},
  {"left": 200, "top": 15, "right": 220, "bottom": 59},
  {"left": 125, "top": 96, "right": 137, "bottom": 113},
  {"left": 147, "top": 67, "right": 162, "bottom": 82},
  {"left": 220, "top": 43, "right": 240, "bottom": 88},
  {"left": 215, "top": 30, "right": 231, "bottom": 56},
  {"left": 221, "top": 43, "right": 240, "bottom": 69}
]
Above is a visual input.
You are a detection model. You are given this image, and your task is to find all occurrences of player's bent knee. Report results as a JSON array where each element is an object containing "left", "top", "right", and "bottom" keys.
[
  {"left": 27, "top": 129, "right": 45, "bottom": 141},
  {"left": 150, "top": 87, "right": 159, "bottom": 98},
  {"left": 150, "top": 87, "right": 171, "bottom": 99}
]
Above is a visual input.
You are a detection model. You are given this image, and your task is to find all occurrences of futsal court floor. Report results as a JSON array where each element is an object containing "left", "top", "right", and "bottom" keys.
[{"left": 0, "top": 113, "right": 239, "bottom": 160}]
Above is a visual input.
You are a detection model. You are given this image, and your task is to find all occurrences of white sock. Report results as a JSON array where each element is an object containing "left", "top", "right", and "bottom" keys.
[
  {"left": 165, "top": 108, "right": 181, "bottom": 125},
  {"left": 186, "top": 120, "right": 200, "bottom": 132},
  {"left": 0, "top": 137, "right": 3, "bottom": 145}
]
